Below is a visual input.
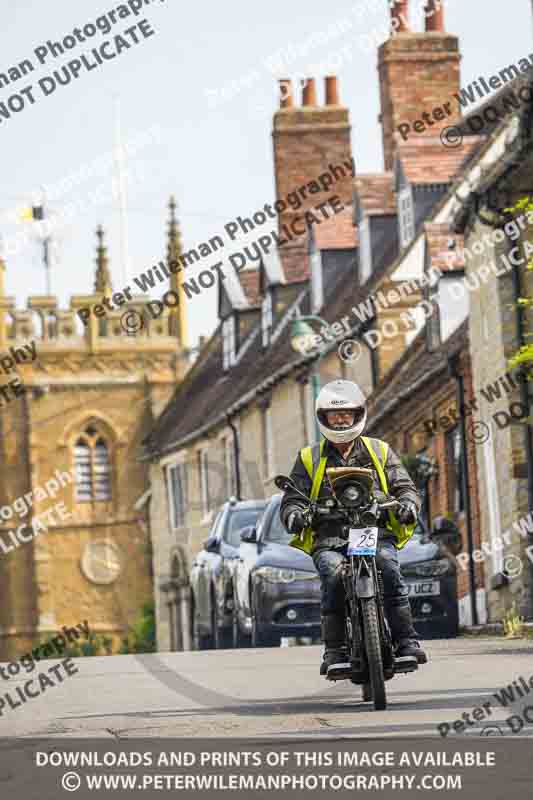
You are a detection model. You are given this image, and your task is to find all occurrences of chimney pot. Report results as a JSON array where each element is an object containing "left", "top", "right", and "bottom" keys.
[
  {"left": 425, "top": 0, "right": 444, "bottom": 32},
  {"left": 325, "top": 75, "right": 339, "bottom": 105},
  {"left": 302, "top": 78, "right": 317, "bottom": 106},
  {"left": 279, "top": 79, "right": 293, "bottom": 109},
  {"left": 390, "top": 0, "right": 409, "bottom": 33}
]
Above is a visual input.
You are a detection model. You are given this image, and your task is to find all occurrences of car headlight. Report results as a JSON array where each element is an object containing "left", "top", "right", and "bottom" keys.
[
  {"left": 254, "top": 567, "right": 319, "bottom": 583},
  {"left": 404, "top": 559, "right": 450, "bottom": 578}
]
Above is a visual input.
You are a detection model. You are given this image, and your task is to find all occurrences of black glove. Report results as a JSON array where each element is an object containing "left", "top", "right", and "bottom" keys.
[
  {"left": 396, "top": 501, "right": 418, "bottom": 525},
  {"left": 286, "top": 509, "right": 307, "bottom": 534}
]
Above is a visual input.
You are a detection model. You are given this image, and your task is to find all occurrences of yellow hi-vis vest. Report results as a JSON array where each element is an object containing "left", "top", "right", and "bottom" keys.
[{"left": 288, "top": 436, "right": 416, "bottom": 556}]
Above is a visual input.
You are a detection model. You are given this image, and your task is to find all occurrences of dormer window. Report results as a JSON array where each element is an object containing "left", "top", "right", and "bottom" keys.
[
  {"left": 398, "top": 185, "right": 415, "bottom": 249},
  {"left": 359, "top": 215, "right": 372, "bottom": 283},
  {"left": 222, "top": 315, "right": 236, "bottom": 370},
  {"left": 261, "top": 291, "right": 273, "bottom": 348}
]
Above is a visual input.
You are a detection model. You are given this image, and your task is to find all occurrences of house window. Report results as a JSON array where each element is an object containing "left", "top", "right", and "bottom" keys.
[
  {"left": 359, "top": 215, "right": 372, "bottom": 283},
  {"left": 446, "top": 426, "right": 464, "bottom": 514},
  {"left": 222, "top": 315, "right": 236, "bottom": 370},
  {"left": 168, "top": 463, "right": 187, "bottom": 528},
  {"left": 197, "top": 449, "right": 210, "bottom": 516},
  {"left": 398, "top": 185, "right": 415, "bottom": 249},
  {"left": 224, "top": 436, "right": 236, "bottom": 498},
  {"left": 261, "top": 291, "right": 273, "bottom": 348},
  {"left": 261, "top": 405, "right": 275, "bottom": 479},
  {"left": 310, "top": 249, "right": 324, "bottom": 312},
  {"left": 74, "top": 424, "right": 111, "bottom": 502}
]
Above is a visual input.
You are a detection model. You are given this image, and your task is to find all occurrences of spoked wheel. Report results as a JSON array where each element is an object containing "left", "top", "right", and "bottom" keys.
[{"left": 361, "top": 598, "right": 386, "bottom": 710}]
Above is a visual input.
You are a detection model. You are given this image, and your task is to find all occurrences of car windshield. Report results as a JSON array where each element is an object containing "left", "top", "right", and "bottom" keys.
[
  {"left": 224, "top": 507, "right": 264, "bottom": 548},
  {"left": 264, "top": 506, "right": 292, "bottom": 545}
]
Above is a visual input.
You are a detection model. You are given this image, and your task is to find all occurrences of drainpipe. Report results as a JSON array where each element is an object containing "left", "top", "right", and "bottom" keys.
[
  {"left": 226, "top": 414, "right": 241, "bottom": 500},
  {"left": 448, "top": 353, "right": 479, "bottom": 626}
]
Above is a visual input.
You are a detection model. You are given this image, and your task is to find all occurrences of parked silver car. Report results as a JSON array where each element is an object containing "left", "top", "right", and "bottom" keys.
[{"left": 189, "top": 498, "right": 267, "bottom": 649}]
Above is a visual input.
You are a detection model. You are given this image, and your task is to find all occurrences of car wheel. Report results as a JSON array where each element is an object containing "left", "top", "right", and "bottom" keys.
[
  {"left": 251, "top": 604, "right": 279, "bottom": 648},
  {"left": 211, "top": 595, "right": 221, "bottom": 649},
  {"left": 232, "top": 604, "right": 249, "bottom": 649},
  {"left": 191, "top": 602, "right": 211, "bottom": 651}
]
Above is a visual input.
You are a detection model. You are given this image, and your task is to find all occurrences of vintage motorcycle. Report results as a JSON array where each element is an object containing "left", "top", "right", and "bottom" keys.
[{"left": 275, "top": 466, "right": 418, "bottom": 711}]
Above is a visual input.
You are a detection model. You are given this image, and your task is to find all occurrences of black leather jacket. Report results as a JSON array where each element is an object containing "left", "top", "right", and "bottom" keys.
[{"left": 279, "top": 436, "right": 420, "bottom": 553}]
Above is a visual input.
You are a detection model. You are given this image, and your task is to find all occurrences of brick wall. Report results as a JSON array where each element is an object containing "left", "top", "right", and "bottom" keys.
[{"left": 378, "top": 33, "right": 461, "bottom": 170}]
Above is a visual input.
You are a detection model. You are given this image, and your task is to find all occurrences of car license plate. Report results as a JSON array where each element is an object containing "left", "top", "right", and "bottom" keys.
[
  {"left": 347, "top": 527, "right": 378, "bottom": 556},
  {"left": 407, "top": 580, "right": 440, "bottom": 597}
]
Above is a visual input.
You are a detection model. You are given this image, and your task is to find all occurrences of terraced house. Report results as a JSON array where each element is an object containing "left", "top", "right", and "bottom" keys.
[{"left": 143, "top": 0, "right": 530, "bottom": 650}]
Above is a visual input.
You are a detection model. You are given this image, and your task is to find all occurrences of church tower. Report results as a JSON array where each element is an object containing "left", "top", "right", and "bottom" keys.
[{"left": 0, "top": 215, "right": 189, "bottom": 660}]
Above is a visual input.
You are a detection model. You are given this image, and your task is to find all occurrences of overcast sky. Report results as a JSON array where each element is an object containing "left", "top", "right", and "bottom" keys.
[{"left": 1, "top": 0, "right": 532, "bottom": 347}]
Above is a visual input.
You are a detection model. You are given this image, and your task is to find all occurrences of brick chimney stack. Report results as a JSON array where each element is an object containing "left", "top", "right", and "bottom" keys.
[
  {"left": 425, "top": 0, "right": 445, "bottom": 32},
  {"left": 272, "top": 76, "right": 353, "bottom": 282},
  {"left": 391, "top": 0, "right": 410, "bottom": 33},
  {"left": 378, "top": 0, "right": 461, "bottom": 170}
]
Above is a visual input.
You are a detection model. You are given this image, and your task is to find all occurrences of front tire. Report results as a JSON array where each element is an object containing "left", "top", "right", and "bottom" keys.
[{"left": 361, "top": 598, "right": 386, "bottom": 711}]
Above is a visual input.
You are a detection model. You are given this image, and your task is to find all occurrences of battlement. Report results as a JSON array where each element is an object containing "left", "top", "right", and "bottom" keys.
[{"left": 0, "top": 293, "right": 183, "bottom": 351}]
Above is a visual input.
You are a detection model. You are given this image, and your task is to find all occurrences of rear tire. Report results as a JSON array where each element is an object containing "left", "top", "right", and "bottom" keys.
[{"left": 361, "top": 598, "right": 386, "bottom": 711}]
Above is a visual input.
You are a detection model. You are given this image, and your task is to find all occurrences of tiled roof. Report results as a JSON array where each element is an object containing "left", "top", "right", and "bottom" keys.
[
  {"left": 354, "top": 174, "right": 396, "bottom": 215},
  {"left": 367, "top": 319, "right": 468, "bottom": 427},
  {"left": 395, "top": 136, "right": 484, "bottom": 185}
]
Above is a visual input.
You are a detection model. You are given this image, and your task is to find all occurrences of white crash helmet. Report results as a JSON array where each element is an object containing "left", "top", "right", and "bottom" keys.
[{"left": 316, "top": 380, "right": 367, "bottom": 444}]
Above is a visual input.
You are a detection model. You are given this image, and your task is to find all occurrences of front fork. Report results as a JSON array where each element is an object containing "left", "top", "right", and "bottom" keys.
[{"left": 343, "top": 557, "right": 394, "bottom": 676}]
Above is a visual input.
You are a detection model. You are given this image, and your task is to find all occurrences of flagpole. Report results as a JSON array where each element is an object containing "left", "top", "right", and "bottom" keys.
[{"left": 113, "top": 97, "right": 131, "bottom": 287}]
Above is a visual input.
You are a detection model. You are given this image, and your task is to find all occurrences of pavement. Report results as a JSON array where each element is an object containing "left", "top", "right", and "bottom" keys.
[{"left": 0, "top": 635, "right": 532, "bottom": 739}]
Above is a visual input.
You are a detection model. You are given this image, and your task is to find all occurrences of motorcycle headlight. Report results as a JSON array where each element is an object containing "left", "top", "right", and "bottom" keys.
[
  {"left": 405, "top": 559, "right": 450, "bottom": 578},
  {"left": 254, "top": 567, "right": 318, "bottom": 583}
]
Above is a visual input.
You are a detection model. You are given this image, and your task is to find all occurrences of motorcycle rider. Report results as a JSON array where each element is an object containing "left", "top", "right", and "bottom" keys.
[{"left": 279, "top": 379, "right": 427, "bottom": 678}]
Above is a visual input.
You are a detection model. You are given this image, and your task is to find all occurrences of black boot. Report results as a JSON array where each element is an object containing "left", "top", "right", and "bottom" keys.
[
  {"left": 387, "top": 603, "right": 427, "bottom": 665},
  {"left": 319, "top": 614, "right": 351, "bottom": 678}
]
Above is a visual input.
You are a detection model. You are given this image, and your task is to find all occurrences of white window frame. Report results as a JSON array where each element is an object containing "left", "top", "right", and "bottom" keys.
[
  {"left": 261, "top": 405, "right": 275, "bottom": 480},
  {"left": 398, "top": 185, "right": 415, "bottom": 249},
  {"left": 222, "top": 315, "right": 236, "bottom": 370},
  {"left": 167, "top": 462, "right": 187, "bottom": 529},
  {"left": 261, "top": 291, "right": 273, "bottom": 348},
  {"left": 359, "top": 215, "right": 372, "bottom": 283}
]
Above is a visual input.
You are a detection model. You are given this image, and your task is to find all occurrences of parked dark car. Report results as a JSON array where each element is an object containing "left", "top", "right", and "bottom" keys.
[
  {"left": 190, "top": 498, "right": 267, "bottom": 649},
  {"left": 233, "top": 494, "right": 321, "bottom": 647},
  {"left": 399, "top": 518, "right": 460, "bottom": 637}
]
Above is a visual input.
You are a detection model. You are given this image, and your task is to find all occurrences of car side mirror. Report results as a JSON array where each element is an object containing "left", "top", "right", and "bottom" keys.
[
  {"left": 204, "top": 537, "right": 220, "bottom": 553},
  {"left": 240, "top": 526, "right": 257, "bottom": 544},
  {"left": 430, "top": 517, "right": 462, "bottom": 556}
]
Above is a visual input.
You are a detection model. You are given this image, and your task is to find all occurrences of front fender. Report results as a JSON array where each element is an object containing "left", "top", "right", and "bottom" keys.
[{"left": 355, "top": 573, "right": 375, "bottom": 599}]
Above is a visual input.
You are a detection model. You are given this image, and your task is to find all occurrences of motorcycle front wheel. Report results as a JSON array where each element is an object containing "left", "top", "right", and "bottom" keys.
[{"left": 361, "top": 598, "right": 386, "bottom": 710}]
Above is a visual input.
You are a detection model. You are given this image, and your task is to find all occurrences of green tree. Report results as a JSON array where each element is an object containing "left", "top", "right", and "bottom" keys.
[{"left": 118, "top": 598, "right": 156, "bottom": 654}]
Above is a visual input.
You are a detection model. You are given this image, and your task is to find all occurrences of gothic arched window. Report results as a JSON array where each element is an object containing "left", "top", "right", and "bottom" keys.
[{"left": 74, "top": 424, "right": 112, "bottom": 502}]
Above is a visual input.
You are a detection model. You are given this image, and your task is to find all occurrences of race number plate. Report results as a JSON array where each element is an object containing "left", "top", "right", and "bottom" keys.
[{"left": 347, "top": 527, "right": 378, "bottom": 556}]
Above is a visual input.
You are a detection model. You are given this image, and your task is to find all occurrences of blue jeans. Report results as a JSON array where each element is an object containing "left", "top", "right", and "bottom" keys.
[{"left": 312, "top": 539, "right": 410, "bottom": 616}]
